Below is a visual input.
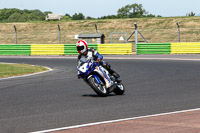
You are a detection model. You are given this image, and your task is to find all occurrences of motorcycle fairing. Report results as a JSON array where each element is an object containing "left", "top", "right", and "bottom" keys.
[{"left": 94, "top": 66, "right": 112, "bottom": 88}]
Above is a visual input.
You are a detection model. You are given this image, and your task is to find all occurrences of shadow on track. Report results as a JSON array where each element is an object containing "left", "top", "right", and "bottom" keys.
[{"left": 82, "top": 94, "right": 115, "bottom": 97}]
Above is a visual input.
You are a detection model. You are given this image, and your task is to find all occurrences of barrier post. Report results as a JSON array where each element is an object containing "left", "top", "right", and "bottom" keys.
[
  {"left": 58, "top": 24, "right": 61, "bottom": 44},
  {"left": 95, "top": 24, "right": 98, "bottom": 33},
  {"left": 176, "top": 22, "right": 180, "bottom": 42},
  {"left": 110, "top": 32, "right": 113, "bottom": 44},
  {"left": 134, "top": 23, "right": 138, "bottom": 53},
  {"left": 14, "top": 25, "right": 17, "bottom": 44}
]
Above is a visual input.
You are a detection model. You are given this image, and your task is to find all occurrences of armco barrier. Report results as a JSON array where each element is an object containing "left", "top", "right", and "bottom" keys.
[
  {"left": 98, "top": 43, "right": 132, "bottom": 54},
  {"left": 64, "top": 44, "right": 98, "bottom": 55},
  {"left": 0, "top": 44, "right": 31, "bottom": 55},
  {"left": 31, "top": 44, "right": 64, "bottom": 55},
  {"left": 137, "top": 43, "right": 171, "bottom": 54},
  {"left": 0, "top": 44, "right": 132, "bottom": 55},
  {"left": 171, "top": 43, "right": 200, "bottom": 54},
  {"left": 137, "top": 42, "right": 200, "bottom": 54}
]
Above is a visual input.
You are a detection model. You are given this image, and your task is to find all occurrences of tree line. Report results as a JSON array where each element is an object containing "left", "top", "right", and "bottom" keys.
[
  {"left": 0, "top": 3, "right": 196, "bottom": 22},
  {"left": 0, "top": 8, "right": 52, "bottom": 22},
  {"left": 100, "top": 3, "right": 161, "bottom": 19}
]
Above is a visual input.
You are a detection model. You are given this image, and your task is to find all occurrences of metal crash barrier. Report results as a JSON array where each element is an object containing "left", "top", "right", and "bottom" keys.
[
  {"left": 137, "top": 42, "right": 200, "bottom": 54},
  {"left": 0, "top": 43, "right": 132, "bottom": 55}
]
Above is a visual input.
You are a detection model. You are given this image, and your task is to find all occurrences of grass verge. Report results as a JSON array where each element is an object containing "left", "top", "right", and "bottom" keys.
[
  {"left": 0, "top": 63, "right": 49, "bottom": 78},
  {"left": 1, "top": 16, "right": 200, "bottom": 44}
]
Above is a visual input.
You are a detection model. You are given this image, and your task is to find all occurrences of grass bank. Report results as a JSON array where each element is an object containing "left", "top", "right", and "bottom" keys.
[
  {"left": 0, "top": 63, "right": 49, "bottom": 78},
  {"left": 0, "top": 17, "right": 200, "bottom": 44}
]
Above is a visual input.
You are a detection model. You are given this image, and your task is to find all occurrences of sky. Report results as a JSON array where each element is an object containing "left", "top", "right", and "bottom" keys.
[{"left": 0, "top": 0, "right": 200, "bottom": 18}]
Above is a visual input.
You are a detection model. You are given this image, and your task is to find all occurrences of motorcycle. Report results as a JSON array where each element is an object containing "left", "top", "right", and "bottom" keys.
[{"left": 77, "top": 59, "right": 125, "bottom": 97}]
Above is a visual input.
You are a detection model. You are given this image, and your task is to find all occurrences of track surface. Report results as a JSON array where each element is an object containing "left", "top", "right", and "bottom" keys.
[{"left": 1, "top": 55, "right": 200, "bottom": 133}]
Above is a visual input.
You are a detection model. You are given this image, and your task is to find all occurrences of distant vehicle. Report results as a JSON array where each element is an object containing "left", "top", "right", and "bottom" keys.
[{"left": 46, "top": 14, "right": 63, "bottom": 21}]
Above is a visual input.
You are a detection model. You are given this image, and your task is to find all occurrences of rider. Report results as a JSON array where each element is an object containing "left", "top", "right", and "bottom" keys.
[{"left": 76, "top": 40, "right": 120, "bottom": 80}]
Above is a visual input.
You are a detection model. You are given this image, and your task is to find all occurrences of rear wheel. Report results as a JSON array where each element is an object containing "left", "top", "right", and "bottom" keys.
[
  {"left": 113, "top": 83, "right": 125, "bottom": 95},
  {"left": 88, "top": 76, "right": 108, "bottom": 97}
]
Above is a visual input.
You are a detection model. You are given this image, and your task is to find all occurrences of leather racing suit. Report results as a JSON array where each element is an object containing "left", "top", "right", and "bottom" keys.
[{"left": 77, "top": 48, "right": 120, "bottom": 79}]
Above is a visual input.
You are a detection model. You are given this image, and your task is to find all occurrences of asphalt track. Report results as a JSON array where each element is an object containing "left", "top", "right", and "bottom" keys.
[{"left": 1, "top": 55, "right": 200, "bottom": 133}]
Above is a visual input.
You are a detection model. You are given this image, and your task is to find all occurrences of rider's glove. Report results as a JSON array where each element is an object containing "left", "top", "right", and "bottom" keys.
[{"left": 77, "top": 75, "right": 81, "bottom": 79}]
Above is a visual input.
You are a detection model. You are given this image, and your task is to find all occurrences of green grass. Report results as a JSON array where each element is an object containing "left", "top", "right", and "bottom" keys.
[{"left": 0, "top": 63, "right": 49, "bottom": 78}]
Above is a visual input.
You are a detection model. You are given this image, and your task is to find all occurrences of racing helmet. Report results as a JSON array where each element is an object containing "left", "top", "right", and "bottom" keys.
[{"left": 76, "top": 40, "right": 88, "bottom": 54}]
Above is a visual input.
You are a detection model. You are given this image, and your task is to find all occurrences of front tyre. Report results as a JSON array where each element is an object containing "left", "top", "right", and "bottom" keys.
[
  {"left": 88, "top": 76, "right": 108, "bottom": 97},
  {"left": 113, "top": 83, "right": 125, "bottom": 95}
]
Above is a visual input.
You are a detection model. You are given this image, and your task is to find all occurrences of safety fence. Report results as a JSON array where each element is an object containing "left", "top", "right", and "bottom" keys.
[
  {"left": 0, "top": 43, "right": 132, "bottom": 55},
  {"left": 137, "top": 43, "right": 200, "bottom": 54}
]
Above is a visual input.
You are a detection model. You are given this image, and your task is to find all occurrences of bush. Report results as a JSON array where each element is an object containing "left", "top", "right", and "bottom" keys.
[
  {"left": 0, "top": 8, "right": 49, "bottom": 22},
  {"left": 72, "top": 13, "right": 85, "bottom": 20}
]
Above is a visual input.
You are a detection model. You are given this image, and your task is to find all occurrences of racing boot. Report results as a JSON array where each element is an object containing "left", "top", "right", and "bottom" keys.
[
  {"left": 108, "top": 69, "right": 121, "bottom": 83},
  {"left": 109, "top": 69, "right": 120, "bottom": 78},
  {"left": 102, "top": 62, "right": 121, "bottom": 82}
]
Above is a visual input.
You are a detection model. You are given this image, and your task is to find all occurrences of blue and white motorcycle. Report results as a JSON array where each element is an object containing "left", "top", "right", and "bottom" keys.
[{"left": 77, "top": 59, "right": 125, "bottom": 97}]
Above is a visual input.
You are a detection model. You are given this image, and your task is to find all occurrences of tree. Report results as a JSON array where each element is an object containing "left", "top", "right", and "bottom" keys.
[
  {"left": 31, "top": 9, "right": 45, "bottom": 20},
  {"left": 0, "top": 8, "right": 21, "bottom": 21},
  {"left": 44, "top": 11, "right": 52, "bottom": 16},
  {"left": 65, "top": 13, "right": 71, "bottom": 18},
  {"left": 117, "top": 3, "right": 148, "bottom": 18},
  {"left": 117, "top": 5, "right": 130, "bottom": 18},
  {"left": 146, "top": 14, "right": 156, "bottom": 17},
  {"left": 0, "top": 8, "right": 50, "bottom": 22},
  {"left": 7, "top": 12, "right": 22, "bottom": 22},
  {"left": 86, "top": 16, "right": 95, "bottom": 20},
  {"left": 62, "top": 16, "right": 71, "bottom": 21},
  {"left": 72, "top": 13, "right": 85, "bottom": 20},
  {"left": 186, "top": 12, "right": 195, "bottom": 16}
]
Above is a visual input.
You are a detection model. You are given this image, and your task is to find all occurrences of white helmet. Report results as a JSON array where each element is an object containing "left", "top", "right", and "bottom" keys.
[{"left": 76, "top": 40, "right": 88, "bottom": 54}]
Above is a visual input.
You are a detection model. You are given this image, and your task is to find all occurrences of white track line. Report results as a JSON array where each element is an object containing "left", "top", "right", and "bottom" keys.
[
  {"left": 0, "top": 63, "right": 53, "bottom": 81},
  {"left": 31, "top": 108, "right": 200, "bottom": 133}
]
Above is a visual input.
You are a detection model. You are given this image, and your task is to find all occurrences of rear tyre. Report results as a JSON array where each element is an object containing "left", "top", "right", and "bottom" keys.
[
  {"left": 113, "top": 83, "right": 125, "bottom": 95},
  {"left": 88, "top": 76, "right": 108, "bottom": 97}
]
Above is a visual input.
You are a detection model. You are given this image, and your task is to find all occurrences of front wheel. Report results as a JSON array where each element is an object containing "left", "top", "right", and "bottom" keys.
[
  {"left": 113, "top": 83, "right": 125, "bottom": 95},
  {"left": 88, "top": 76, "right": 108, "bottom": 97}
]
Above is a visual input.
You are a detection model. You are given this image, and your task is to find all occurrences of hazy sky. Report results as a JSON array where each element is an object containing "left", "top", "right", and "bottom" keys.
[{"left": 1, "top": 0, "right": 200, "bottom": 17}]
